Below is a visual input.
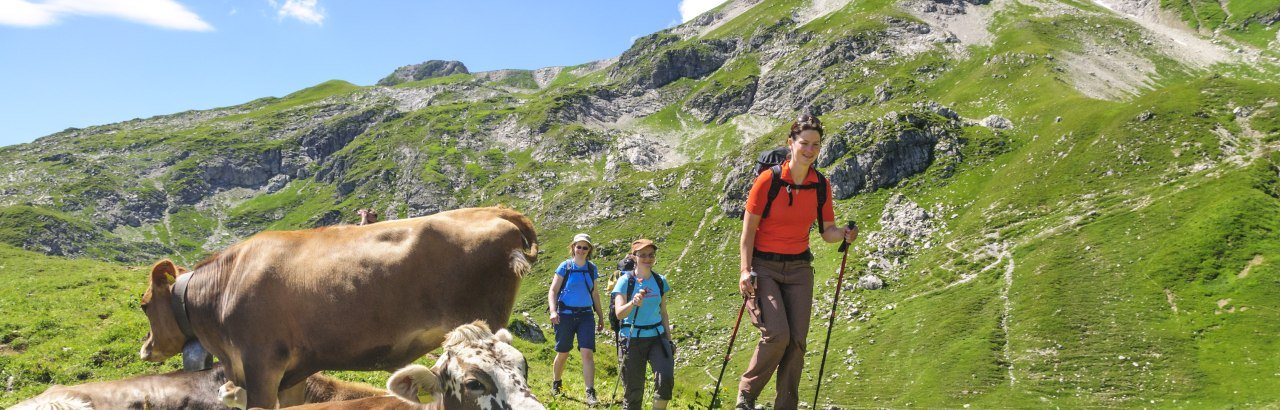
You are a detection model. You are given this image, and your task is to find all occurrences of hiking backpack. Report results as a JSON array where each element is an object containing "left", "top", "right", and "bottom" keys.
[
  {"left": 754, "top": 146, "right": 828, "bottom": 230},
  {"left": 607, "top": 269, "right": 666, "bottom": 333}
]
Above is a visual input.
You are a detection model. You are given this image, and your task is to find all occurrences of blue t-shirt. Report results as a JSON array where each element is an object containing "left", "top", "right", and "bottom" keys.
[
  {"left": 555, "top": 259, "right": 598, "bottom": 309},
  {"left": 611, "top": 272, "right": 671, "bottom": 338}
]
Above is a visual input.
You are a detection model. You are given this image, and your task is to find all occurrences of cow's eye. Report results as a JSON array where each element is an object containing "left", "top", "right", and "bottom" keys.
[{"left": 464, "top": 379, "right": 485, "bottom": 393}]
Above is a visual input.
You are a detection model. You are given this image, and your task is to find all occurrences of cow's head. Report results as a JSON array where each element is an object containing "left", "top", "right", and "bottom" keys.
[
  {"left": 139, "top": 259, "right": 188, "bottom": 362},
  {"left": 388, "top": 321, "right": 544, "bottom": 410}
]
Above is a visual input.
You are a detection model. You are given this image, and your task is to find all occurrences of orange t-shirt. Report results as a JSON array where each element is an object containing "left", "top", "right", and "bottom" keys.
[{"left": 744, "top": 161, "right": 835, "bottom": 254}]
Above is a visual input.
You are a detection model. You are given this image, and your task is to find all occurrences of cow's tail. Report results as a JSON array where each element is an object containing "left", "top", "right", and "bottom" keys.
[
  {"left": 493, "top": 206, "right": 538, "bottom": 277},
  {"left": 10, "top": 395, "right": 94, "bottom": 410}
]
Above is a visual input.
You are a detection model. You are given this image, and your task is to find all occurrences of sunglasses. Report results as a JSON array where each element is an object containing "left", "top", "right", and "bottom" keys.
[
  {"left": 574, "top": 246, "right": 591, "bottom": 251},
  {"left": 790, "top": 113, "right": 824, "bottom": 136},
  {"left": 634, "top": 252, "right": 656, "bottom": 258},
  {"left": 797, "top": 113, "right": 821, "bottom": 125}
]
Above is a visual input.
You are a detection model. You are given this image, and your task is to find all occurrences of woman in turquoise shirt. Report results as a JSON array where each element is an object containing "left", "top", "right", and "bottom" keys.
[{"left": 612, "top": 238, "right": 673, "bottom": 410}]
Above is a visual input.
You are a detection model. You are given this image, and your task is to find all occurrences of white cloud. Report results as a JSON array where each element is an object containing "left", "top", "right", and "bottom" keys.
[
  {"left": 678, "top": 0, "right": 728, "bottom": 23},
  {"left": 0, "top": 0, "right": 213, "bottom": 31},
  {"left": 275, "top": 0, "right": 323, "bottom": 25},
  {"left": 0, "top": 0, "right": 57, "bottom": 26}
]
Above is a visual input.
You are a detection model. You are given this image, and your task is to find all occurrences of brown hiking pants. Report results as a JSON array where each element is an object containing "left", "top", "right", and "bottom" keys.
[{"left": 738, "top": 257, "right": 814, "bottom": 410}]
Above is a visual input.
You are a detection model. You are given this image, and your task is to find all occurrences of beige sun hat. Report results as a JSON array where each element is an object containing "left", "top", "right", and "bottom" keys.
[
  {"left": 630, "top": 238, "right": 657, "bottom": 253},
  {"left": 571, "top": 233, "right": 593, "bottom": 246}
]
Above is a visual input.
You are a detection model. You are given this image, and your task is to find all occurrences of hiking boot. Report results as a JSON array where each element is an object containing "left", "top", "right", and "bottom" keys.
[
  {"left": 734, "top": 391, "right": 755, "bottom": 410},
  {"left": 551, "top": 380, "right": 563, "bottom": 396},
  {"left": 584, "top": 388, "right": 599, "bottom": 406}
]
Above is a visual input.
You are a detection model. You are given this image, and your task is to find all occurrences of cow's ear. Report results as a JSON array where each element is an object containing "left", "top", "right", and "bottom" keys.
[
  {"left": 150, "top": 260, "right": 178, "bottom": 286},
  {"left": 494, "top": 328, "right": 513, "bottom": 344},
  {"left": 388, "top": 364, "right": 440, "bottom": 404}
]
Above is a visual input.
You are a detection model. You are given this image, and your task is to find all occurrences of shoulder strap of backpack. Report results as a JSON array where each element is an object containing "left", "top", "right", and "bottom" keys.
[
  {"left": 761, "top": 164, "right": 785, "bottom": 219},
  {"left": 586, "top": 263, "right": 596, "bottom": 293},
  {"left": 625, "top": 273, "right": 665, "bottom": 299},
  {"left": 814, "top": 170, "right": 828, "bottom": 232}
]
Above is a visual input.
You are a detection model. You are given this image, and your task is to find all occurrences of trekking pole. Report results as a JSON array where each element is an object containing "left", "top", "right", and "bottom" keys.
[
  {"left": 611, "top": 282, "right": 646, "bottom": 408},
  {"left": 813, "top": 221, "right": 856, "bottom": 408},
  {"left": 707, "top": 272, "right": 753, "bottom": 408}
]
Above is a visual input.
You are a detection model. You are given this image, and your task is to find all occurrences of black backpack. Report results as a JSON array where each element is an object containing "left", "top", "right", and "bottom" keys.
[
  {"left": 607, "top": 269, "right": 667, "bottom": 332},
  {"left": 755, "top": 146, "right": 828, "bottom": 229}
]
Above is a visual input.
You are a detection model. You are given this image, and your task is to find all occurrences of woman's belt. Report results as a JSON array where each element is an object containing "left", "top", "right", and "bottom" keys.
[
  {"left": 557, "top": 303, "right": 594, "bottom": 314},
  {"left": 753, "top": 249, "right": 813, "bottom": 262}
]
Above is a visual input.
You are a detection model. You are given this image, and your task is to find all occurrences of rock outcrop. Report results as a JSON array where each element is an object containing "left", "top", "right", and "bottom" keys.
[
  {"left": 684, "top": 76, "right": 759, "bottom": 124},
  {"left": 377, "top": 60, "right": 470, "bottom": 86},
  {"left": 823, "top": 108, "right": 962, "bottom": 199},
  {"left": 610, "top": 34, "right": 738, "bottom": 93}
]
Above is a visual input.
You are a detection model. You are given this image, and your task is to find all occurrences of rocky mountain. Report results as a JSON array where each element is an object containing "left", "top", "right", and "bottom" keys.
[{"left": 2, "top": 0, "right": 1279, "bottom": 407}]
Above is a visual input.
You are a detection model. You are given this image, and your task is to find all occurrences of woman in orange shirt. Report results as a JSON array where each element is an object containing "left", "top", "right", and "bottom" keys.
[{"left": 735, "top": 114, "right": 857, "bottom": 410}]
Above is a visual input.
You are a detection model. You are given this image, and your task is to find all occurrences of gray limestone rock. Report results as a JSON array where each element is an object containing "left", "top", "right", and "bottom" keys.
[
  {"left": 857, "top": 274, "right": 884, "bottom": 290},
  {"left": 861, "top": 194, "right": 940, "bottom": 279},
  {"left": 981, "top": 115, "right": 1013, "bottom": 129},
  {"left": 684, "top": 76, "right": 759, "bottom": 124},
  {"left": 377, "top": 60, "right": 470, "bottom": 86},
  {"left": 610, "top": 37, "right": 738, "bottom": 92}
]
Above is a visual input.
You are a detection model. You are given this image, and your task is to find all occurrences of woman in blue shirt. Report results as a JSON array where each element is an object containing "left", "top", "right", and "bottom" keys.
[
  {"left": 548, "top": 233, "right": 605, "bottom": 405},
  {"left": 612, "top": 238, "right": 674, "bottom": 410}
]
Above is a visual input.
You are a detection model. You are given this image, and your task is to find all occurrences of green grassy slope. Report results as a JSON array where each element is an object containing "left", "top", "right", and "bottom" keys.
[{"left": 0, "top": 245, "right": 181, "bottom": 403}]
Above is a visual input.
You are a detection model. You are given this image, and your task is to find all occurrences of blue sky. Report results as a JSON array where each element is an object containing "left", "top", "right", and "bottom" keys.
[{"left": 0, "top": 0, "right": 727, "bottom": 148}]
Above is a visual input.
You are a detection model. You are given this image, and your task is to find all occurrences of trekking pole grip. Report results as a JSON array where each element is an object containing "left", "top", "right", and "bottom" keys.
[{"left": 838, "top": 220, "right": 857, "bottom": 252}]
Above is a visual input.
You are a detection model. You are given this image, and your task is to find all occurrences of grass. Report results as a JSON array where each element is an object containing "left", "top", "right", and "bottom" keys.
[
  {"left": 0, "top": 245, "right": 183, "bottom": 406},
  {"left": 1161, "top": 0, "right": 1280, "bottom": 48}
]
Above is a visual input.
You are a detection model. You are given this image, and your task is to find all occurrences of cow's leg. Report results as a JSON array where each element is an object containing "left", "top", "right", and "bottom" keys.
[
  {"left": 277, "top": 380, "right": 306, "bottom": 407},
  {"left": 242, "top": 365, "right": 283, "bottom": 409}
]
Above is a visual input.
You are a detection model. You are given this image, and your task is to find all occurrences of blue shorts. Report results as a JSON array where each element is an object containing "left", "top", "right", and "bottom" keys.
[{"left": 554, "top": 310, "right": 596, "bottom": 353}]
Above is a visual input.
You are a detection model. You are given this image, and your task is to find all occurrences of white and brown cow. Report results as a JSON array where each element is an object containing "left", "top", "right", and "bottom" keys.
[
  {"left": 138, "top": 207, "right": 538, "bottom": 408},
  {"left": 223, "top": 322, "right": 544, "bottom": 410},
  {"left": 9, "top": 364, "right": 385, "bottom": 410}
]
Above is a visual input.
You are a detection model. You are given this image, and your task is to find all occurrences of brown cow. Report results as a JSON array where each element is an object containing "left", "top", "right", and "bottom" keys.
[
  {"left": 221, "top": 322, "right": 543, "bottom": 410},
  {"left": 9, "top": 364, "right": 384, "bottom": 410},
  {"left": 139, "top": 207, "right": 538, "bottom": 408}
]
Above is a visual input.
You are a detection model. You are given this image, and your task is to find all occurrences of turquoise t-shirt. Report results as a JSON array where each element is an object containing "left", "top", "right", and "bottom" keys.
[
  {"left": 611, "top": 272, "right": 670, "bottom": 338},
  {"left": 555, "top": 259, "right": 597, "bottom": 309}
]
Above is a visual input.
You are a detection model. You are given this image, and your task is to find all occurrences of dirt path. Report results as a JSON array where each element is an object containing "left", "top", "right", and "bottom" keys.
[
  {"left": 796, "top": 0, "right": 854, "bottom": 26},
  {"left": 1089, "top": 0, "right": 1234, "bottom": 68},
  {"left": 1239, "top": 254, "right": 1264, "bottom": 278}
]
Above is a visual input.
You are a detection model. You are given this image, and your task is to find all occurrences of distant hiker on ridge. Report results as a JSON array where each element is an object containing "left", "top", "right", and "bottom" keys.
[
  {"left": 735, "top": 114, "right": 857, "bottom": 410},
  {"left": 356, "top": 208, "right": 378, "bottom": 225}
]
